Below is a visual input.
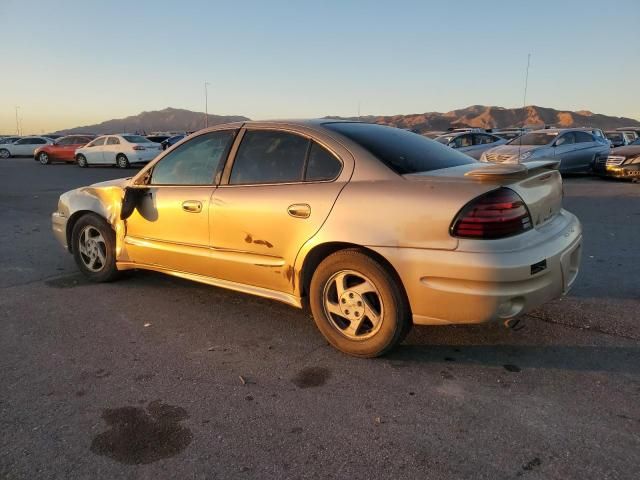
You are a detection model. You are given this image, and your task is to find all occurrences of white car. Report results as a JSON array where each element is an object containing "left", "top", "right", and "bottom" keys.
[
  {"left": 0, "top": 136, "right": 53, "bottom": 158},
  {"left": 74, "top": 134, "right": 163, "bottom": 168}
]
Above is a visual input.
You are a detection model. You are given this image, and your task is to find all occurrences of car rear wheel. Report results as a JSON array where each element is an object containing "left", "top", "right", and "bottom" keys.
[
  {"left": 38, "top": 152, "right": 50, "bottom": 165},
  {"left": 0, "top": 148, "right": 10, "bottom": 159},
  {"left": 116, "top": 154, "right": 130, "bottom": 169},
  {"left": 71, "top": 213, "right": 120, "bottom": 282},
  {"left": 309, "top": 249, "right": 411, "bottom": 358},
  {"left": 76, "top": 154, "right": 88, "bottom": 168}
]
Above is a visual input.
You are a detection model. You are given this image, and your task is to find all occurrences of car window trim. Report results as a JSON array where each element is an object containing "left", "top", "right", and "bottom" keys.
[
  {"left": 146, "top": 128, "right": 239, "bottom": 187},
  {"left": 219, "top": 127, "right": 344, "bottom": 187}
]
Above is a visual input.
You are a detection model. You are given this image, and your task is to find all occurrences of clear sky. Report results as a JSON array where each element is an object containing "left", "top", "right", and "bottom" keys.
[{"left": 1, "top": 0, "right": 638, "bottom": 134}]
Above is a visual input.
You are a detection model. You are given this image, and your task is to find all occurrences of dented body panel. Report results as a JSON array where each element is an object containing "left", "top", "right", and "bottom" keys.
[{"left": 53, "top": 119, "right": 583, "bottom": 326}]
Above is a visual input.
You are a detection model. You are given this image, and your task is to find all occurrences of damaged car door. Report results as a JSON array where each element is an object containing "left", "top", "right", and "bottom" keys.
[
  {"left": 209, "top": 128, "right": 346, "bottom": 293},
  {"left": 122, "top": 130, "right": 237, "bottom": 276}
]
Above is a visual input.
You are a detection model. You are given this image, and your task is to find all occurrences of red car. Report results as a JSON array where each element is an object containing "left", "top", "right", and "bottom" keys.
[{"left": 34, "top": 135, "right": 95, "bottom": 164}]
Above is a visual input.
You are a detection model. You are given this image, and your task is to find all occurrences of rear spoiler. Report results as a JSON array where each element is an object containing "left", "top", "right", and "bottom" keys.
[{"left": 464, "top": 160, "right": 560, "bottom": 179}]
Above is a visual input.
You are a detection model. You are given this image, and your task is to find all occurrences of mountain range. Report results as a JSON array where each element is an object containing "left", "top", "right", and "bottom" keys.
[
  {"left": 54, "top": 105, "right": 639, "bottom": 135},
  {"left": 55, "top": 108, "right": 249, "bottom": 135}
]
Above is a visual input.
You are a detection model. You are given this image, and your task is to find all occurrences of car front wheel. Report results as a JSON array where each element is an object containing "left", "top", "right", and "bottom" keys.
[
  {"left": 76, "top": 154, "right": 88, "bottom": 168},
  {"left": 309, "top": 249, "right": 411, "bottom": 358},
  {"left": 71, "top": 213, "right": 120, "bottom": 282},
  {"left": 0, "top": 148, "right": 10, "bottom": 159}
]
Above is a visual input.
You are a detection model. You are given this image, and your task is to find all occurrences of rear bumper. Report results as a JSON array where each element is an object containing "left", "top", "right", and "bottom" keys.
[{"left": 371, "top": 210, "right": 582, "bottom": 325}]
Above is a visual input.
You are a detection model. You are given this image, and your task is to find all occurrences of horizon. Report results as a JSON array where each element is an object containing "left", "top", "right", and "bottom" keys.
[{"left": 2, "top": 0, "right": 639, "bottom": 134}]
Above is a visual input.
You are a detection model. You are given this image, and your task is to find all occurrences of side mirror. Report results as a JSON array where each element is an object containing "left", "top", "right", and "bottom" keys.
[
  {"left": 121, "top": 187, "right": 148, "bottom": 220},
  {"left": 449, "top": 142, "right": 458, "bottom": 149}
]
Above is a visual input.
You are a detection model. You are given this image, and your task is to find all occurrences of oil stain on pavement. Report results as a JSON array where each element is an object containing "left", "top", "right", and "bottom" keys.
[
  {"left": 292, "top": 366, "right": 331, "bottom": 389},
  {"left": 90, "top": 400, "right": 192, "bottom": 465}
]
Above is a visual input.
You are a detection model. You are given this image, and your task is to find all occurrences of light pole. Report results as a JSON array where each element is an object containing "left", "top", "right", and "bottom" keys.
[
  {"left": 204, "top": 81, "right": 211, "bottom": 128},
  {"left": 15, "top": 106, "right": 20, "bottom": 135}
]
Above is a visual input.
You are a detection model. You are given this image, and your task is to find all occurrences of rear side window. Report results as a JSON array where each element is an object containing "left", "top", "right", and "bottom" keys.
[
  {"left": 324, "top": 122, "right": 475, "bottom": 174},
  {"left": 151, "top": 130, "right": 236, "bottom": 185},
  {"left": 230, "top": 131, "right": 309, "bottom": 185},
  {"left": 305, "top": 142, "right": 342, "bottom": 181},
  {"left": 473, "top": 134, "right": 497, "bottom": 145},
  {"left": 33, "top": 138, "right": 46, "bottom": 144},
  {"left": 106, "top": 137, "right": 120, "bottom": 145}
]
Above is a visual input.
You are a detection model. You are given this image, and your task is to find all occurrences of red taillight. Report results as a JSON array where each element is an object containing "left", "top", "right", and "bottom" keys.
[
  {"left": 133, "top": 145, "right": 145, "bottom": 151},
  {"left": 451, "top": 188, "right": 532, "bottom": 239}
]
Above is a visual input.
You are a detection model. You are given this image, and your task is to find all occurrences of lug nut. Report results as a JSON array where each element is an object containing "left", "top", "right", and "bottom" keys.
[
  {"left": 349, "top": 293, "right": 354, "bottom": 299},
  {"left": 345, "top": 310, "right": 350, "bottom": 315},
  {"left": 354, "top": 311, "right": 360, "bottom": 317},
  {"left": 357, "top": 301, "right": 362, "bottom": 306},
  {"left": 341, "top": 298, "right": 346, "bottom": 304}
]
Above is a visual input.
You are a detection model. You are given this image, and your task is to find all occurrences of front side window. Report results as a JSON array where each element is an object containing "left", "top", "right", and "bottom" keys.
[
  {"left": 150, "top": 130, "right": 236, "bottom": 185},
  {"left": 509, "top": 132, "right": 558, "bottom": 146},
  {"left": 33, "top": 138, "right": 47, "bottom": 144},
  {"left": 574, "top": 131, "right": 593, "bottom": 143},
  {"left": 556, "top": 132, "right": 576, "bottom": 146},
  {"left": 106, "top": 137, "right": 120, "bottom": 145},
  {"left": 229, "top": 131, "right": 309, "bottom": 185}
]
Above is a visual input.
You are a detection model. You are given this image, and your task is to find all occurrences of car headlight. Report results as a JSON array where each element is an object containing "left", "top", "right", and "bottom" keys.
[
  {"left": 625, "top": 156, "right": 640, "bottom": 165},
  {"left": 519, "top": 151, "right": 533, "bottom": 161}
]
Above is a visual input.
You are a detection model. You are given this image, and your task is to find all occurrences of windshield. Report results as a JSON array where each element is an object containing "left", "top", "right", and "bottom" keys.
[
  {"left": 123, "top": 135, "right": 152, "bottom": 143},
  {"left": 606, "top": 133, "right": 623, "bottom": 141},
  {"left": 324, "top": 122, "right": 476, "bottom": 174},
  {"left": 508, "top": 131, "right": 557, "bottom": 146}
]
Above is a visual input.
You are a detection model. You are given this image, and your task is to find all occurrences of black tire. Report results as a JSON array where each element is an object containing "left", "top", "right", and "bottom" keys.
[
  {"left": 76, "top": 154, "right": 88, "bottom": 168},
  {"left": 0, "top": 148, "right": 10, "bottom": 159},
  {"left": 116, "top": 154, "right": 130, "bottom": 169},
  {"left": 38, "top": 152, "right": 50, "bottom": 165},
  {"left": 71, "top": 213, "right": 120, "bottom": 282},
  {"left": 309, "top": 249, "right": 411, "bottom": 358}
]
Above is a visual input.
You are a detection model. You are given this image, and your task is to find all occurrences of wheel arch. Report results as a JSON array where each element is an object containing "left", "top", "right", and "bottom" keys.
[
  {"left": 298, "top": 241, "right": 410, "bottom": 313},
  {"left": 66, "top": 210, "right": 109, "bottom": 253}
]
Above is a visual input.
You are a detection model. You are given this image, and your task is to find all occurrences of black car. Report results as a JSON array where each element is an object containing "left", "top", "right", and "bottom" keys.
[
  {"left": 146, "top": 135, "right": 171, "bottom": 144},
  {"left": 160, "top": 134, "right": 186, "bottom": 150},
  {"left": 593, "top": 139, "right": 640, "bottom": 181}
]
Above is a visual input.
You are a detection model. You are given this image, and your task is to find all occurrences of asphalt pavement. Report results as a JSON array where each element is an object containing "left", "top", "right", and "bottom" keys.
[{"left": 1, "top": 157, "right": 639, "bottom": 479}]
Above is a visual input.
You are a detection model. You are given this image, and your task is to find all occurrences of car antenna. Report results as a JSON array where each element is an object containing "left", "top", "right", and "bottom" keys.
[{"left": 518, "top": 53, "right": 531, "bottom": 160}]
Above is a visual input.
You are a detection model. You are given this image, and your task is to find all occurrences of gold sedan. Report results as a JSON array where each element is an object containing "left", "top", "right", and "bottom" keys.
[{"left": 52, "top": 120, "right": 582, "bottom": 357}]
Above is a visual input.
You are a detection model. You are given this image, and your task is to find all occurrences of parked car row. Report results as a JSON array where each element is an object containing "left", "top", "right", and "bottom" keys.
[{"left": 476, "top": 127, "right": 640, "bottom": 180}]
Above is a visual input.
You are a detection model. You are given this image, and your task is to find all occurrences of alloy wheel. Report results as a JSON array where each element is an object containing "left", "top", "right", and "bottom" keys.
[
  {"left": 39, "top": 153, "right": 49, "bottom": 164},
  {"left": 322, "top": 270, "right": 384, "bottom": 340},
  {"left": 77, "top": 226, "right": 107, "bottom": 272},
  {"left": 0, "top": 149, "right": 9, "bottom": 159}
]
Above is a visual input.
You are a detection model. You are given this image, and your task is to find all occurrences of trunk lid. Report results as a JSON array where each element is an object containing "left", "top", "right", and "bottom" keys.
[{"left": 406, "top": 160, "right": 564, "bottom": 229}]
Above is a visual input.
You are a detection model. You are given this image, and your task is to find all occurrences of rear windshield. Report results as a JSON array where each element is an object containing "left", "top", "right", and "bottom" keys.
[
  {"left": 324, "top": 122, "right": 475, "bottom": 174},
  {"left": 123, "top": 135, "right": 152, "bottom": 143},
  {"left": 508, "top": 132, "right": 557, "bottom": 146}
]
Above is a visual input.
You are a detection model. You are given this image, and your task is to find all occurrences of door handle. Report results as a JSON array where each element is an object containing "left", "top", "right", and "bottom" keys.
[
  {"left": 287, "top": 203, "right": 311, "bottom": 219},
  {"left": 182, "top": 200, "right": 202, "bottom": 213}
]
